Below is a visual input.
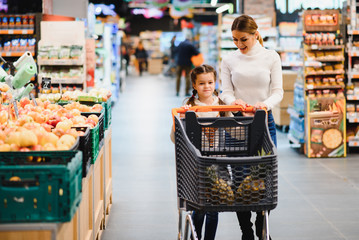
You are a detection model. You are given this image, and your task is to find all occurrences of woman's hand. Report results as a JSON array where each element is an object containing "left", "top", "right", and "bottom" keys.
[
  {"left": 253, "top": 102, "right": 267, "bottom": 111},
  {"left": 180, "top": 104, "right": 192, "bottom": 118},
  {"left": 231, "top": 99, "right": 248, "bottom": 107}
]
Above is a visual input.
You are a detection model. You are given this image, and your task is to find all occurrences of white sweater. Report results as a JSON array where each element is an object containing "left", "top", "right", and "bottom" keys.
[{"left": 220, "top": 41, "right": 283, "bottom": 110}]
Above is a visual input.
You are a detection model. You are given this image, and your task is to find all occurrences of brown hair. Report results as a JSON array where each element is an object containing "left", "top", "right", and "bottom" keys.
[
  {"left": 231, "top": 14, "right": 263, "bottom": 46},
  {"left": 185, "top": 64, "right": 226, "bottom": 116}
]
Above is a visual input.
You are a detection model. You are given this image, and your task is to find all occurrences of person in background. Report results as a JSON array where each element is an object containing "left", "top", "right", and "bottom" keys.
[
  {"left": 134, "top": 41, "right": 148, "bottom": 76},
  {"left": 220, "top": 14, "right": 283, "bottom": 240},
  {"left": 171, "top": 64, "right": 231, "bottom": 240},
  {"left": 175, "top": 32, "right": 200, "bottom": 96},
  {"left": 120, "top": 44, "right": 130, "bottom": 76}
]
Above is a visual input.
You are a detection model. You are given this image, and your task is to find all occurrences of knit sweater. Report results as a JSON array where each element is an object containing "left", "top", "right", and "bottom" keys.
[{"left": 220, "top": 41, "right": 283, "bottom": 110}]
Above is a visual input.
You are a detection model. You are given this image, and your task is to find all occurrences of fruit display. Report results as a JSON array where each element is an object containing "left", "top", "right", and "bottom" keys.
[
  {"left": 0, "top": 97, "right": 102, "bottom": 152},
  {"left": 205, "top": 165, "right": 234, "bottom": 205},
  {"left": 0, "top": 82, "right": 12, "bottom": 103}
]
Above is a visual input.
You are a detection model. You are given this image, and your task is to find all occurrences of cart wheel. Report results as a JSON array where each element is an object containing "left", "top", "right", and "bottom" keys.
[
  {"left": 178, "top": 209, "right": 198, "bottom": 240},
  {"left": 261, "top": 210, "right": 270, "bottom": 240}
]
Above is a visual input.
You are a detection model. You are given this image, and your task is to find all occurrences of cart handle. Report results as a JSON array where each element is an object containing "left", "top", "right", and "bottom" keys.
[{"left": 172, "top": 105, "right": 266, "bottom": 130}]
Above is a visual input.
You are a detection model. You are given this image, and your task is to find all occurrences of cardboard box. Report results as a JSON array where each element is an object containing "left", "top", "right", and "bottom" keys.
[
  {"left": 272, "top": 106, "right": 290, "bottom": 126},
  {"left": 148, "top": 58, "right": 162, "bottom": 74},
  {"left": 282, "top": 70, "right": 297, "bottom": 90},
  {"left": 277, "top": 90, "right": 294, "bottom": 108}
]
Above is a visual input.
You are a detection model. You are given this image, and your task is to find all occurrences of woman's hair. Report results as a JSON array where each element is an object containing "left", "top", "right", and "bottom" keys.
[
  {"left": 185, "top": 64, "right": 226, "bottom": 116},
  {"left": 231, "top": 14, "right": 263, "bottom": 46}
]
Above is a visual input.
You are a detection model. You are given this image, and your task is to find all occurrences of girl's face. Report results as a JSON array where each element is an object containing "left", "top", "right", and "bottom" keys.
[
  {"left": 193, "top": 72, "right": 215, "bottom": 99},
  {"left": 232, "top": 30, "right": 258, "bottom": 54}
]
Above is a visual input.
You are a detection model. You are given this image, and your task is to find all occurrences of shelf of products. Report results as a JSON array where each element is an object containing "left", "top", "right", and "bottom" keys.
[
  {"left": 301, "top": 9, "right": 346, "bottom": 158},
  {"left": 37, "top": 21, "right": 86, "bottom": 92},
  {"left": 346, "top": 0, "right": 359, "bottom": 150}
]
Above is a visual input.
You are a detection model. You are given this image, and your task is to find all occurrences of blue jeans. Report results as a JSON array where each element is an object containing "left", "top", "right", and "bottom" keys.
[
  {"left": 191, "top": 211, "right": 218, "bottom": 240},
  {"left": 236, "top": 112, "right": 276, "bottom": 240}
]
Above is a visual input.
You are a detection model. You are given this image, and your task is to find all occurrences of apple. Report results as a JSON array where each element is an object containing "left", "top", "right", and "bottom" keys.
[
  {"left": 19, "top": 130, "right": 38, "bottom": 147},
  {"left": 20, "top": 97, "right": 31, "bottom": 108},
  {"left": 10, "top": 143, "right": 20, "bottom": 151},
  {"left": 85, "top": 118, "right": 96, "bottom": 128},
  {"left": 17, "top": 115, "right": 34, "bottom": 126},
  {"left": 52, "top": 128, "right": 65, "bottom": 138},
  {"left": 20, "top": 147, "right": 30, "bottom": 152},
  {"left": 0, "top": 110, "right": 8, "bottom": 124},
  {"left": 31, "top": 144, "right": 42, "bottom": 151},
  {"left": 66, "top": 128, "right": 79, "bottom": 138},
  {"left": 90, "top": 104, "right": 103, "bottom": 112},
  {"left": 57, "top": 134, "right": 76, "bottom": 148},
  {"left": 47, "top": 115, "right": 61, "bottom": 127},
  {"left": 41, "top": 123, "right": 53, "bottom": 132},
  {"left": 0, "top": 143, "right": 10, "bottom": 151},
  {"left": 56, "top": 121, "right": 72, "bottom": 132},
  {"left": 5, "top": 132, "right": 21, "bottom": 146},
  {"left": 88, "top": 114, "right": 99, "bottom": 124},
  {"left": 43, "top": 143, "right": 56, "bottom": 151}
]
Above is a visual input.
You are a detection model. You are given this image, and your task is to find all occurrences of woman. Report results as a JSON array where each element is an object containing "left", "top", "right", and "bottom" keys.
[{"left": 220, "top": 14, "right": 283, "bottom": 240}]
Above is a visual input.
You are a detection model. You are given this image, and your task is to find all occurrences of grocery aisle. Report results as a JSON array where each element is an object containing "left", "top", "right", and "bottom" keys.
[{"left": 103, "top": 73, "right": 359, "bottom": 240}]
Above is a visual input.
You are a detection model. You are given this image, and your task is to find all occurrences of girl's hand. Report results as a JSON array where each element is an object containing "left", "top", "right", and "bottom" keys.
[
  {"left": 253, "top": 102, "right": 267, "bottom": 111},
  {"left": 231, "top": 99, "right": 248, "bottom": 107}
]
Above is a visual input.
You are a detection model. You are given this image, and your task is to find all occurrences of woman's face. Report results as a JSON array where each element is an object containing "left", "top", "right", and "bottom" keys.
[{"left": 232, "top": 30, "right": 258, "bottom": 54}]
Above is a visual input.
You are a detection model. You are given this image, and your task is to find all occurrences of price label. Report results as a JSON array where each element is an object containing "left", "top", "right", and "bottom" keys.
[
  {"left": 42, "top": 77, "right": 52, "bottom": 90},
  {"left": 311, "top": 45, "right": 318, "bottom": 50}
]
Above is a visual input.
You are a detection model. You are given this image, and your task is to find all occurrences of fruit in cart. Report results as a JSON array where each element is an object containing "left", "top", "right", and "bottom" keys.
[
  {"left": 236, "top": 175, "right": 266, "bottom": 204},
  {"left": 205, "top": 165, "right": 234, "bottom": 205},
  {"left": 0, "top": 82, "right": 10, "bottom": 92}
]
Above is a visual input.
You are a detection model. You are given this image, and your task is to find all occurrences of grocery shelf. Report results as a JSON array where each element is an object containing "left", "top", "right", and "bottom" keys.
[
  {"left": 304, "top": 44, "right": 344, "bottom": 50},
  {"left": 348, "top": 140, "right": 359, "bottom": 147},
  {"left": 0, "top": 29, "right": 34, "bottom": 34},
  {"left": 38, "top": 59, "right": 84, "bottom": 66},
  {"left": 305, "top": 70, "right": 345, "bottom": 76},
  {"left": 1, "top": 51, "right": 35, "bottom": 57},
  {"left": 347, "top": 95, "right": 359, "bottom": 100},
  {"left": 306, "top": 84, "right": 345, "bottom": 90}
]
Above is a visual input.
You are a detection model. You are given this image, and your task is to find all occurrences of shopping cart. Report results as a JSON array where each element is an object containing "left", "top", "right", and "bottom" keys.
[{"left": 172, "top": 105, "right": 278, "bottom": 240}]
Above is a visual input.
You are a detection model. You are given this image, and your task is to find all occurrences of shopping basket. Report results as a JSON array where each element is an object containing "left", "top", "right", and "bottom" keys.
[{"left": 172, "top": 105, "right": 278, "bottom": 240}]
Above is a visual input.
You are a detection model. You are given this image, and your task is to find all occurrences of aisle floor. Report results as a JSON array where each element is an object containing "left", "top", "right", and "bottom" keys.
[{"left": 102, "top": 73, "right": 359, "bottom": 240}]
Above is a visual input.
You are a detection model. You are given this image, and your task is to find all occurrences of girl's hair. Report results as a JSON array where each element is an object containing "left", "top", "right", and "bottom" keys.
[
  {"left": 231, "top": 14, "right": 263, "bottom": 46},
  {"left": 185, "top": 64, "right": 226, "bottom": 116}
]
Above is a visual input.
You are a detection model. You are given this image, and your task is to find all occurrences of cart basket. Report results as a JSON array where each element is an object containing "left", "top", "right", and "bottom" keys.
[{"left": 174, "top": 108, "right": 278, "bottom": 212}]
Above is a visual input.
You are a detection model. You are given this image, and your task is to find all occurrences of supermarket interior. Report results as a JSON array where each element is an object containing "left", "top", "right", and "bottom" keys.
[{"left": 1, "top": 0, "right": 359, "bottom": 240}]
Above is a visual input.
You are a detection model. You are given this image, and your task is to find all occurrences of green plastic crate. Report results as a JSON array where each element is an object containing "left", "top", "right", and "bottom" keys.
[
  {"left": 0, "top": 151, "right": 82, "bottom": 223},
  {"left": 103, "top": 98, "right": 112, "bottom": 129}
]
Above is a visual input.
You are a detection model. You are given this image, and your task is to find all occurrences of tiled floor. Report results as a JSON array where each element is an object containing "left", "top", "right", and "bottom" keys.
[{"left": 102, "top": 73, "right": 359, "bottom": 240}]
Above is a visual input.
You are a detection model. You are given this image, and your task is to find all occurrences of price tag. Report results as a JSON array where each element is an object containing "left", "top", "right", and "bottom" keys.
[
  {"left": 42, "top": 77, "right": 52, "bottom": 90},
  {"left": 311, "top": 45, "right": 318, "bottom": 50},
  {"left": 307, "top": 84, "right": 314, "bottom": 90},
  {"left": 12, "top": 99, "right": 19, "bottom": 119},
  {"left": 30, "top": 93, "right": 37, "bottom": 106}
]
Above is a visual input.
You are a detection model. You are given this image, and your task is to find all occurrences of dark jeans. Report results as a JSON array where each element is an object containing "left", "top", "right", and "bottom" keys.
[
  {"left": 176, "top": 65, "right": 192, "bottom": 95},
  {"left": 236, "top": 112, "right": 276, "bottom": 240},
  {"left": 191, "top": 211, "right": 218, "bottom": 240}
]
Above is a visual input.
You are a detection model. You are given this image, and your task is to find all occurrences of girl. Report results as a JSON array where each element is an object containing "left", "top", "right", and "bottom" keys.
[
  {"left": 220, "top": 14, "right": 283, "bottom": 240},
  {"left": 171, "top": 64, "right": 230, "bottom": 240}
]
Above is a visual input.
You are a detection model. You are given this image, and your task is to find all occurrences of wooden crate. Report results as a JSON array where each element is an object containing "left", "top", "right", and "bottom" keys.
[
  {"left": 103, "top": 128, "right": 113, "bottom": 229},
  {"left": 272, "top": 106, "right": 290, "bottom": 126},
  {"left": 0, "top": 209, "right": 78, "bottom": 240},
  {"left": 79, "top": 165, "right": 93, "bottom": 240},
  {"left": 93, "top": 147, "right": 105, "bottom": 239}
]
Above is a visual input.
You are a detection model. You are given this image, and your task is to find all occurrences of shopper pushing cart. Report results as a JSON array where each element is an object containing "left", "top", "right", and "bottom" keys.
[{"left": 172, "top": 105, "right": 278, "bottom": 240}]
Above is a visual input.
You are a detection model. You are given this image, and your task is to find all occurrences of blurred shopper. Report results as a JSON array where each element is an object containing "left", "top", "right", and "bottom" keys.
[
  {"left": 165, "top": 35, "right": 178, "bottom": 77},
  {"left": 220, "top": 14, "right": 283, "bottom": 240},
  {"left": 120, "top": 44, "right": 130, "bottom": 76},
  {"left": 134, "top": 41, "right": 148, "bottom": 76},
  {"left": 175, "top": 32, "right": 200, "bottom": 96}
]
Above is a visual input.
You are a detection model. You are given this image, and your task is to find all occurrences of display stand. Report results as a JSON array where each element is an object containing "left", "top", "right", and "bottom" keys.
[
  {"left": 37, "top": 21, "right": 86, "bottom": 90},
  {"left": 0, "top": 127, "right": 113, "bottom": 240},
  {"left": 302, "top": 10, "right": 346, "bottom": 158}
]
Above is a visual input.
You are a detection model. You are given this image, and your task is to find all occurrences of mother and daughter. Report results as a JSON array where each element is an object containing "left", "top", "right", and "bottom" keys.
[{"left": 172, "top": 14, "right": 283, "bottom": 240}]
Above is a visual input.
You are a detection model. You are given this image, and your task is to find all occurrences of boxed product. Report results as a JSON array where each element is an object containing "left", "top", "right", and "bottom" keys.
[{"left": 282, "top": 70, "right": 297, "bottom": 90}]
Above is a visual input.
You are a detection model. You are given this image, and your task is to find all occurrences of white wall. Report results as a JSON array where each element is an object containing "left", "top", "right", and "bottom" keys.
[{"left": 52, "top": 0, "right": 88, "bottom": 19}]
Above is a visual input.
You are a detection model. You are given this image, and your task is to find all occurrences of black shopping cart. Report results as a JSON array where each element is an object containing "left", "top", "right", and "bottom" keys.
[{"left": 172, "top": 105, "right": 278, "bottom": 240}]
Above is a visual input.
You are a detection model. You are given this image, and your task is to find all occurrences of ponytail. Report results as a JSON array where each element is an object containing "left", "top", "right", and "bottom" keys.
[
  {"left": 257, "top": 33, "right": 263, "bottom": 46},
  {"left": 185, "top": 89, "right": 197, "bottom": 106}
]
